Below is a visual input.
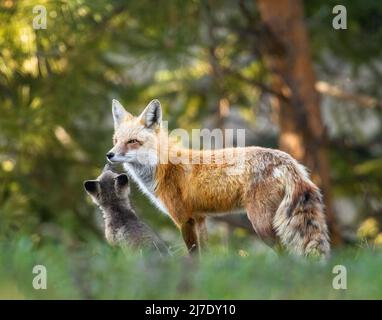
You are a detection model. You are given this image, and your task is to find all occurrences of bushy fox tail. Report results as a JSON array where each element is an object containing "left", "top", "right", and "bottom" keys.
[{"left": 273, "top": 166, "right": 330, "bottom": 258}]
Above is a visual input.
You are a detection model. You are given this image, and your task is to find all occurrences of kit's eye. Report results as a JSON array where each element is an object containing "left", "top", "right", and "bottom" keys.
[
  {"left": 113, "top": 138, "right": 118, "bottom": 145},
  {"left": 127, "top": 139, "right": 139, "bottom": 144}
]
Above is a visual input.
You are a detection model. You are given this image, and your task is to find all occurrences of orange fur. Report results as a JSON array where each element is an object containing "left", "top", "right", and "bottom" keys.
[{"left": 108, "top": 99, "right": 330, "bottom": 257}]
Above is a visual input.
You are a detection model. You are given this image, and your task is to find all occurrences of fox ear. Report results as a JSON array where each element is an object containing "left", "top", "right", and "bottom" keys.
[
  {"left": 115, "top": 174, "right": 129, "bottom": 187},
  {"left": 83, "top": 180, "right": 99, "bottom": 194},
  {"left": 139, "top": 99, "right": 162, "bottom": 129},
  {"left": 112, "top": 99, "right": 132, "bottom": 130}
]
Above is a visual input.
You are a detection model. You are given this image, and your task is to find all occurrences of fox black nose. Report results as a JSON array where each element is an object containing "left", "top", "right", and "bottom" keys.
[{"left": 106, "top": 152, "right": 115, "bottom": 160}]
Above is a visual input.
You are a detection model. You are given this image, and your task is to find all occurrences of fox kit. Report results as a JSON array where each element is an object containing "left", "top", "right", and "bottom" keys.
[
  {"left": 106, "top": 99, "right": 330, "bottom": 257},
  {"left": 84, "top": 168, "right": 168, "bottom": 255}
]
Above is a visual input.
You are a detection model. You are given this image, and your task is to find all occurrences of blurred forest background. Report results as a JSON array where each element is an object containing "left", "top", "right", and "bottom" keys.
[{"left": 1, "top": 0, "right": 382, "bottom": 299}]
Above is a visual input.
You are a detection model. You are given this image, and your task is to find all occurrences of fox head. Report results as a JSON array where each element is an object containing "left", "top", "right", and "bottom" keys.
[
  {"left": 106, "top": 99, "right": 163, "bottom": 167},
  {"left": 84, "top": 170, "right": 130, "bottom": 207}
]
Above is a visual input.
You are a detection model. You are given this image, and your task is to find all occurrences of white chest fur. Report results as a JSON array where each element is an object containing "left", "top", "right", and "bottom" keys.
[{"left": 123, "top": 163, "right": 169, "bottom": 215}]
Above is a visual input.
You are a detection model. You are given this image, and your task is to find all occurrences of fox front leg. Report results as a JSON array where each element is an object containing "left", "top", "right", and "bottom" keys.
[{"left": 180, "top": 218, "right": 198, "bottom": 254}]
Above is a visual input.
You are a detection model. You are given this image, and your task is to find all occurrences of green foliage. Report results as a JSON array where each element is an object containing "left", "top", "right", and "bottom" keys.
[
  {"left": 0, "top": 0, "right": 264, "bottom": 241},
  {"left": 1, "top": 237, "right": 382, "bottom": 299},
  {"left": 1, "top": 1, "right": 382, "bottom": 299},
  {"left": 1, "top": 0, "right": 382, "bottom": 246},
  {"left": 307, "top": 0, "right": 382, "bottom": 65}
]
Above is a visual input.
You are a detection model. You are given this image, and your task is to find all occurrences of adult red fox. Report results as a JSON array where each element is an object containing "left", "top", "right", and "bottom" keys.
[{"left": 106, "top": 99, "right": 330, "bottom": 257}]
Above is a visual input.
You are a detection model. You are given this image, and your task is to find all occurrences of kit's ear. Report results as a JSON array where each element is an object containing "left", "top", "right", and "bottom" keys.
[
  {"left": 83, "top": 180, "right": 99, "bottom": 195},
  {"left": 112, "top": 99, "right": 132, "bottom": 130},
  {"left": 115, "top": 174, "right": 129, "bottom": 188},
  {"left": 138, "top": 99, "right": 162, "bottom": 129}
]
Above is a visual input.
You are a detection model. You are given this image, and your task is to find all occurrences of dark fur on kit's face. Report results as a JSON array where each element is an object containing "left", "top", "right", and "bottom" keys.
[{"left": 83, "top": 170, "right": 130, "bottom": 206}]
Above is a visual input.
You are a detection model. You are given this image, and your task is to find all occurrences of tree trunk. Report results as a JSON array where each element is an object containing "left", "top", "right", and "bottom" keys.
[{"left": 257, "top": 0, "right": 342, "bottom": 244}]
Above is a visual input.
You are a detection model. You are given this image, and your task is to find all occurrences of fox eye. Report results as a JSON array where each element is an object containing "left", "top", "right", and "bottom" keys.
[
  {"left": 113, "top": 138, "right": 118, "bottom": 145},
  {"left": 127, "top": 139, "right": 139, "bottom": 144}
]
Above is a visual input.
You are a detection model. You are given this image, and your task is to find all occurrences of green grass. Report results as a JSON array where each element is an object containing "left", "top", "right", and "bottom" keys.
[{"left": 0, "top": 237, "right": 381, "bottom": 299}]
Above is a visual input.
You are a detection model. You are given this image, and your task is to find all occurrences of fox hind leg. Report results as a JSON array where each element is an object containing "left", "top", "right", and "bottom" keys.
[
  {"left": 245, "top": 182, "right": 282, "bottom": 247},
  {"left": 195, "top": 216, "right": 208, "bottom": 250},
  {"left": 246, "top": 202, "right": 277, "bottom": 248}
]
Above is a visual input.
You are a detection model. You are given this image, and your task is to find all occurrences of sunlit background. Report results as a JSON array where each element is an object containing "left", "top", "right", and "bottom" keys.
[{"left": 1, "top": 0, "right": 382, "bottom": 299}]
